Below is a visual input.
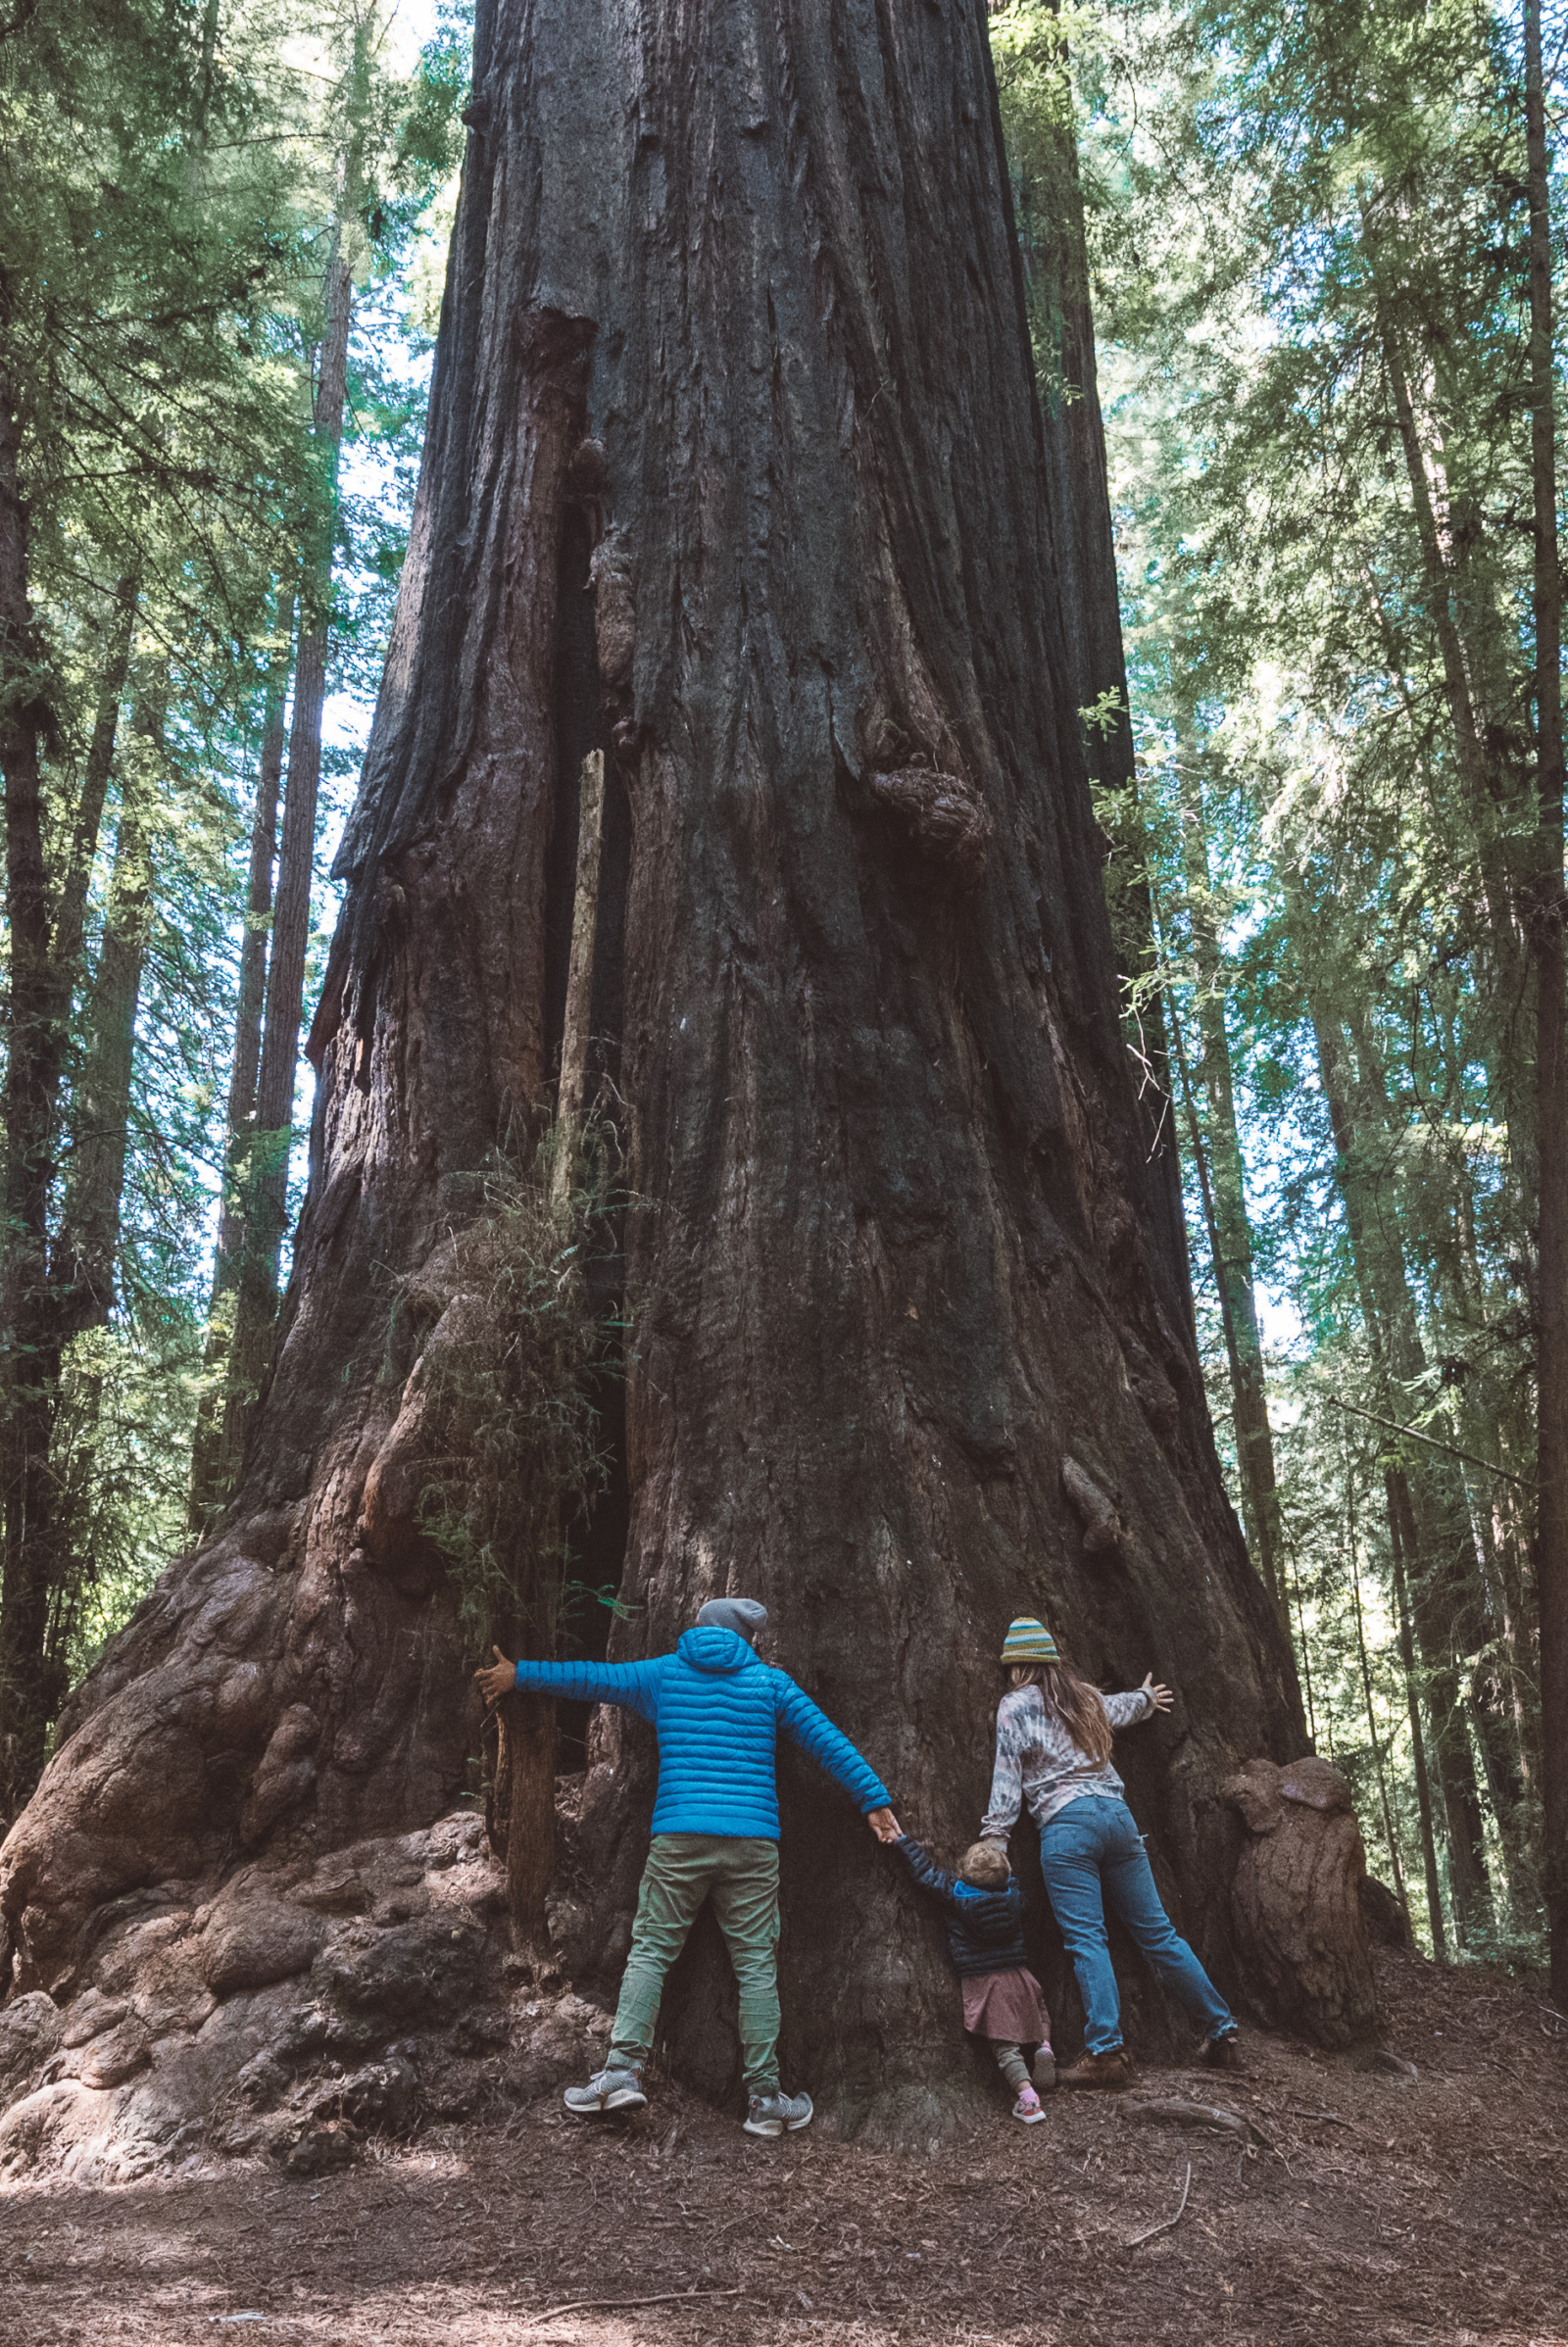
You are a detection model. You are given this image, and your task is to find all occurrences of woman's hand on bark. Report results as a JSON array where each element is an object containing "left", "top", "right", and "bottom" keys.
[
  {"left": 1141, "top": 1672, "right": 1174, "bottom": 1713},
  {"left": 867, "top": 1806, "right": 903, "bottom": 1842},
  {"left": 475, "top": 1645, "right": 517, "bottom": 1706}
]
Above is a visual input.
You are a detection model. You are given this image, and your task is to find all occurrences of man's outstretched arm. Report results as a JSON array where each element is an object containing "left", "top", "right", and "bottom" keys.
[
  {"left": 475, "top": 1646, "right": 662, "bottom": 1723},
  {"left": 772, "top": 1677, "right": 901, "bottom": 1838}
]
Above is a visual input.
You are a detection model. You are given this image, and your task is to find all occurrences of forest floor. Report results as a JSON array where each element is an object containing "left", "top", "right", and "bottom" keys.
[{"left": 0, "top": 1948, "right": 1562, "bottom": 2347}]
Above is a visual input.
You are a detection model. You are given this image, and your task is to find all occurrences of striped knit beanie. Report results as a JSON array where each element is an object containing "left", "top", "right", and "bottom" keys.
[{"left": 1001, "top": 1616, "right": 1059, "bottom": 1664}]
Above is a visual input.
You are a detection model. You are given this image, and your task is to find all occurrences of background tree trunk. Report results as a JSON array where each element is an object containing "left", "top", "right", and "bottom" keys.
[
  {"left": 1524, "top": 0, "right": 1568, "bottom": 2006},
  {"left": 0, "top": 546, "right": 138, "bottom": 1819},
  {"left": 188, "top": 629, "right": 289, "bottom": 1529},
  {"left": 223, "top": 234, "right": 354, "bottom": 1472},
  {"left": 1176, "top": 748, "right": 1286, "bottom": 1614},
  {"left": 0, "top": 336, "right": 74, "bottom": 1822},
  {"left": 0, "top": 0, "right": 1300, "bottom": 2130},
  {"left": 1308, "top": 983, "right": 1495, "bottom": 1943},
  {"left": 52, "top": 699, "right": 159, "bottom": 1335}
]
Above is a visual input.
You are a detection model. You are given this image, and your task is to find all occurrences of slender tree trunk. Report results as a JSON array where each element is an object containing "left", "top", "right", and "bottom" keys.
[
  {"left": 24, "top": 715, "right": 160, "bottom": 1724},
  {"left": 0, "top": 532, "right": 137, "bottom": 1813},
  {"left": 0, "top": 332, "right": 62, "bottom": 1822},
  {"left": 223, "top": 240, "right": 353, "bottom": 1462},
  {"left": 1345, "top": 1000, "right": 1531, "bottom": 1883},
  {"left": 1175, "top": 748, "right": 1286, "bottom": 1614},
  {"left": 1525, "top": 0, "right": 1568, "bottom": 2002},
  {"left": 1348, "top": 1447, "right": 1406, "bottom": 1906},
  {"left": 188, "top": 630, "right": 289, "bottom": 1528},
  {"left": 0, "top": 2, "right": 1303, "bottom": 2121},
  {"left": 1376, "top": 303, "right": 1520, "bottom": 977},
  {"left": 1389, "top": 1495, "right": 1449, "bottom": 1960},
  {"left": 52, "top": 704, "right": 158, "bottom": 1334},
  {"left": 53, "top": 570, "right": 138, "bottom": 1006},
  {"left": 1308, "top": 987, "right": 1494, "bottom": 1940}
]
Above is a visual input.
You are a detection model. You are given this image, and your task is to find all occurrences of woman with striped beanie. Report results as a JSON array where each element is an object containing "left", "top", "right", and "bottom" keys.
[{"left": 979, "top": 1616, "right": 1241, "bottom": 2086}]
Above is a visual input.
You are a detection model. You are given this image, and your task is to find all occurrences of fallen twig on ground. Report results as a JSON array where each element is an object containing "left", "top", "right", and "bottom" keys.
[
  {"left": 520, "top": 2287, "right": 742, "bottom": 2327},
  {"left": 1127, "top": 2163, "right": 1192, "bottom": 2250},
  {"left": 1123, "top": 2097, "right": 1270, "bottom": 2148}
]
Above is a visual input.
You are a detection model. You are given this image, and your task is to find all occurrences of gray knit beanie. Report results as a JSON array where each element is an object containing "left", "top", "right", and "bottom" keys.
[{"left": 696, "top": 1597, "right": 768, "bottom": 1644}]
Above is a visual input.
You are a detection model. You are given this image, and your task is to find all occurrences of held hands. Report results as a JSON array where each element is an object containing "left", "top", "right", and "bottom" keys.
[
  {"left": 475, "top": 1645, "right": 518, "bottom": 1707},
  {"left": 1142, "top": 1671, "right": 1175, "bottom": 1714},
  {"left": 866, "top": 1806, "right": 903, "bottom": 1843}
]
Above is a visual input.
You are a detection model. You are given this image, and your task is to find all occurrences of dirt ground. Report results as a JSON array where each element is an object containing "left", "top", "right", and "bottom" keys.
[{"left": 0, "top": 1950, "right": 1563, "bottom": 2347}]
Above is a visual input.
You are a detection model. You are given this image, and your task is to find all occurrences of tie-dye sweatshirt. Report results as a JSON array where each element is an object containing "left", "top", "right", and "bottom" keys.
[{"left": 980, "top": 1683, "right": 1156, "bottom": 1840}]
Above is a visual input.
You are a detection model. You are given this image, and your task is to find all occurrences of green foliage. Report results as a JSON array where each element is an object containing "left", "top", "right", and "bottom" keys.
[
  {"left": 997, "top": 0, "right": 1560, "bottom": 1961},
  {"left": 50, "top": 1305, "right": 207, "bottom": 1688},
  {"left": 414, "top": 1126, "right": 620, "bottom": 1655},
  {"left": 0, "top": 0, "right": 466, "bottom": 1791}
]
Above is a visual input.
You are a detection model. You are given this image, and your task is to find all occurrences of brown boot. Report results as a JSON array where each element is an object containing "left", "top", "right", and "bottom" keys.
[
  {"left": 1196, "top": 2030, "right": 1244, "bottom": 2072},
  {"left": 1058, "top": 2047, "right": 1137, "bottom": 2089}
]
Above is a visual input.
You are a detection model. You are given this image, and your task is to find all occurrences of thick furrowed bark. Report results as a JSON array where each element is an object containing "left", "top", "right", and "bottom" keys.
[
  {"left": 0, "top": 3, "right": 1299, "bottom": 2119},
  {"left": 497, "top": 1690, "right": 557, "bottom": 1952}
]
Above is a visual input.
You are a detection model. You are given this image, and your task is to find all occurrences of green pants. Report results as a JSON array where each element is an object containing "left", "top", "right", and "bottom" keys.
[{"left": 608, "top": 1834, "right": 781, "bottom": 2092}]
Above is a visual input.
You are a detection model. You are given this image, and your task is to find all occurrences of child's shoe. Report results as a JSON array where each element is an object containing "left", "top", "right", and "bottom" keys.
[
  {"left": 564, "top": 2062, "right": 647, "bottom": 2116},
  {"left": 1033, "top": 2043, "right": 1056, "bottom": 2092},
  {"left": 1011, "top": 2084, "right": 1046, "bottom": 2125}
]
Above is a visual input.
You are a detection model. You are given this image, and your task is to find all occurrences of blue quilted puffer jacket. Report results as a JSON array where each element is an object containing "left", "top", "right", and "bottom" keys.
[{"left": 512, "top": 1626, "right": 891, "bottom": 1839}]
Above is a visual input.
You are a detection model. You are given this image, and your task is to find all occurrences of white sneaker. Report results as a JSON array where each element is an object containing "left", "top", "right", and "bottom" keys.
[
  {"left": 1012, "top": 2086, "right": 1046, "bottom": 2125},
  {"left": 743, "top": 2088, "right": 813, "bottom": 2137},
  {"left": 563, "top": 2064, "right": 647, "bottom": 2116}
]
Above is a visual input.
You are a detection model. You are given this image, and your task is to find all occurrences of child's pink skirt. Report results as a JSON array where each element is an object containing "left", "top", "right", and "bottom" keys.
[{"left": 962, "top": 1967, "right": 1050, "bottom": 2043}]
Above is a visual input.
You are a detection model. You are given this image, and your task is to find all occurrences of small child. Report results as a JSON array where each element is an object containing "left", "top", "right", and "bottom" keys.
[{"left": 896, "top": 1834, "right": 1054, "bottom": 2124}]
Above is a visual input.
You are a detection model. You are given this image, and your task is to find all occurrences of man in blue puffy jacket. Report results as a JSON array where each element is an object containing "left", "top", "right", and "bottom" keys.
[{"left": 476, "top": 1596, "right": 900, "bottom": 2136}]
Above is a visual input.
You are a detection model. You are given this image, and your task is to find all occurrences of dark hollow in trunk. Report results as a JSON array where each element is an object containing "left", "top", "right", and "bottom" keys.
[{"left": 0, "top": 0, "right": 1300, "bottom": 2134}]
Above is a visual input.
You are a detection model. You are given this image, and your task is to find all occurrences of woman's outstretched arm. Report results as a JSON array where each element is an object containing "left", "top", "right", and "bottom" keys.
[{"left": 1103, "top": 1672, "right": 1174, "bottom": 1729}]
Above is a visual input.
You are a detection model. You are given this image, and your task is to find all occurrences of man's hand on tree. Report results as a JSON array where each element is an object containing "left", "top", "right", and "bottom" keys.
[
  {"left": 475, "top": 1646, "right": 517, "bottom": 1706},
  {"left": 1141, "top": 1671, "right": 1175, "bottom": 1713},
  {"left": 866, "top": 1807, "right": 903, "bottom": 1842}
]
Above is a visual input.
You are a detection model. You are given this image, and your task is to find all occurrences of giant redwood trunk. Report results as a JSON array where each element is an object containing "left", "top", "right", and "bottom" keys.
[{"left": 0, "top": 0, "right": 1300, "bottom": 2138}]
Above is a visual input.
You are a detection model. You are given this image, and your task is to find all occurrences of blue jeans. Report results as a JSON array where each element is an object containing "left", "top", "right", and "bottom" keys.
[{"left": 1039, "top": 1795, "right": 1235, "bottom": 2055}]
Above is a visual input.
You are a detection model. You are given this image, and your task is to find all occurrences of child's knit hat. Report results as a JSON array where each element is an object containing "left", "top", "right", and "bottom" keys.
[{"left": 1001, "top": 1616, "right": 1059, "bottom": 1664}]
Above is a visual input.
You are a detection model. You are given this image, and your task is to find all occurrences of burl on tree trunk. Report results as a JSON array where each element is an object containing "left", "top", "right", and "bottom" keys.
[
  {"left": 1223, "top": 1757, "right": 1380, "bottom": 2048},
  {"left": 1, "top": 0, "right": 1302, "bottom": 2141}
]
